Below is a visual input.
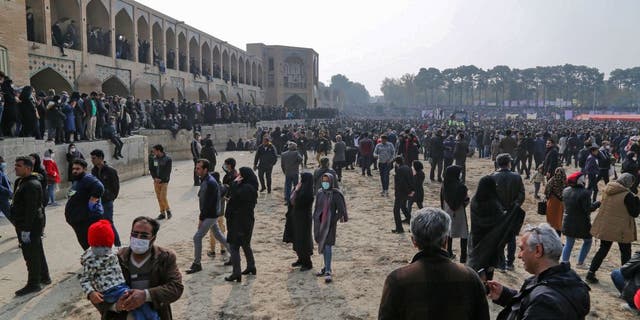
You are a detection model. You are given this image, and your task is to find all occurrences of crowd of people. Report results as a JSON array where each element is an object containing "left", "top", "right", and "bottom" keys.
[{"left": 5, "top": 106, "right": 640, "bottom": 318}]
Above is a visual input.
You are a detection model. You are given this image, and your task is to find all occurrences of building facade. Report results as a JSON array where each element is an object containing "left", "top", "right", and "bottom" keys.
[
  {"left": 0, "top": 0, "right": 268, "bottom": 104},
  {"left": 247, "top": 43, "right": 319, "bottom": 109}
]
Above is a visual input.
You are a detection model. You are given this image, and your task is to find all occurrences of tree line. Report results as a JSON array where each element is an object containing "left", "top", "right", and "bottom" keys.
[{"left": 380, "top": 65, "right": 640, "bottom": 109}]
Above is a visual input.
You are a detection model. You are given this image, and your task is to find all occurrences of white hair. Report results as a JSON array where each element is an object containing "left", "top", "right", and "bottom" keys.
[
  {"left": 410, "top": 207, "right": 451, "bottom": 251},
  {"left": 522, "top": 223, "right": 562, "bottom": 261}
]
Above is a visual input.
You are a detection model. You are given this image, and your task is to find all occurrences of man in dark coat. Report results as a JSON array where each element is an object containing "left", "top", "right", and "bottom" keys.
[
  {"left": 90, "top": 149, "right": 121, "bottom": 246},
  {"left": 253, "top": 136, "right": 278, "bottom": 193},
  {"left": 379, "top": 207, "right": 489, "bottom": 319},
  {"left": 149, "top": 144, "right": 172, "bottom": 220},
  {"left": 65, "top": 159, "right": 104, "bottom": 250},
  {"left": 429, "top": 130, "right": 445, "bottom": 182},
  {"left": 488, "top": 223, "right": 590, "bottom": 320},
  {"left": 94, "top": 217, "right": 184, "bottom": 320},
  {"left": 492, "top": 154, "right": 525, "bottom": 271},
  {"left": 392, "top": 156, "right": 414, "bottom": 234},
  {"left": 10, "top": 156, "right": 51, "bottom": 296},
  {"left": 454, "top": 133, "right": 469, "bottom": 183}
]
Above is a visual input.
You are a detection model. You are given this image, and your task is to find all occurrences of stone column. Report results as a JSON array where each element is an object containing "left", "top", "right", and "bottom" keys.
[
  {"left": 132, "top": 8, "right": 138, "bottom": 63},
  {"left": 44, "top": 0, "right": 52, "bottom": 46}
]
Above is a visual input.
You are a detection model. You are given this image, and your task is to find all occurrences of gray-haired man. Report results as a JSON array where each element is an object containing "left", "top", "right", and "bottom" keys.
[
  {"left": 487, "top": 223, "right": 590, "bottom": 319},
  {"left": 379, "top": 207, "right": 489, "bottom": 319}
]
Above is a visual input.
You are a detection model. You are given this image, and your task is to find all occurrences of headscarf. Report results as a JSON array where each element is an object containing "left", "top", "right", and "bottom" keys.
[
  {"left": 545, "top": 167, "right": 567, "bottom": 199},
  {"left": 617, "top": 173, "right": 635, "bottom": 189},
  {"left": 294, "top": 172, "right": 314, "bottom": 204},
  {"left": 442, "top": 165, "right": 468, "bottom": 210},
  {"left": 238, "top": 167, "right": 259, "bottom": 190},
  {"left": 473, "top": 175, "right": 498, "bottom": 202}
]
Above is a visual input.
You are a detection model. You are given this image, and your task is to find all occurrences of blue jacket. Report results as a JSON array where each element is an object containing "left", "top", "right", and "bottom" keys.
[
  {"left": 0, "top": 170, "right": 12, "bottom": 216},
  {"left": 533, "top": 138, "right": 546, "bottom": 158},
  {"left": 63, "top": 103, "right": 76, "bottom": 132},
  {"left": 198, "top": 173, "right": 221, "bottom": 220}
]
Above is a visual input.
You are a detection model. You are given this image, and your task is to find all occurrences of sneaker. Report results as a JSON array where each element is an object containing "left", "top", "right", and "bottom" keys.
[
  {"left": 315, "top": 268, "right": 326, "bottom": 277},
  {"left": 15, "top": 284, "right": 42, "bottom": 296},
  {"left": 207, "top": 250, "right": 216, "bottom": 258},
  {"left": 324, "top": 272, "right": 333, "bottom": 283},
  {"left": 166, "top": 210, "right": 173, "bottom": 219},
  {"left": 186, "top": 263, "right": 202, "bottom": 274},
  {"left": 156, "top": 212, "right": 166, "bottom": 220}
]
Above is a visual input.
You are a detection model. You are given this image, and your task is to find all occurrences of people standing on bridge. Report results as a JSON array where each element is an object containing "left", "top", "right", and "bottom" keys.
[
  {"left": 149, "top": 144, "right": 172, "bottom": 220},
  {"left": 65, "top": 159, "right": 105, "bottom": 250},
  {"left": 90, "top": 149, "right": 121, "bottom": 247},
  {"left": 253, "top": 136, "right": 278, "bottom": 194},
  {"left": 186, "top": 159, "right": 229, "bottom": 274},
  {"left": 191, "top": 132, "right": 202, "bottom": 186}
]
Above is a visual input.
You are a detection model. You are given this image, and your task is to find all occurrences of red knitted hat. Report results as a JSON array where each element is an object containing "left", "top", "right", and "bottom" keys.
[
  {"left": 635, "top": 289, "right": 640, "bottom": 310},
  {"left": 566, "top": 171, "right": 583, "bottom": 186},
  {"left": 88, "top": 220, "right": 115, "bottom": 248}
]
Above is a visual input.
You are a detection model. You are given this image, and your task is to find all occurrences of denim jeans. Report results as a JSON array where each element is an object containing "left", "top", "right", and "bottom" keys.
[
  {"left": 193, "top": 217, "right": 229, "bottom": 264},
  {"left": 378, "top": 162, "right": 391, "bottom": 191},
  {"left": 561, "top": 236, "right": 592, "bottom": 264},
  {"left": 102, "top": 201, "right": 121, "bottom": 247},
  {"left": 102, "top": 283, "right": 159, "bottom": 320},
  {"left": 611, "top": 269, "right": 635, "bottom": 309},
  {"left": 284, "top": 174, "right": 299, "bottom": 204},
  {"left": 47, "top": 183, "right": 56, "bottom": 204},
  {"left": 323, "top": 245, "right": 333, "bottom": 273},
  {"left": 501, "top": 235, "right": 516, "bottom": 268}
]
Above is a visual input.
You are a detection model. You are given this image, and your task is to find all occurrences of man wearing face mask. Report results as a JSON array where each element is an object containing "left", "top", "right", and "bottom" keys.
[
  {"left": 65, "top": 159, "right": 105, "bottom": 250},
  {"left": 94, "top": 216, "right": 184, "bottom": 319}
]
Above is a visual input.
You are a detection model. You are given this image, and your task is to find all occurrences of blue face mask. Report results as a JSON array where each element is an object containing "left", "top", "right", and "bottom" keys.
[{"left": 321, "top": 182, "right": 330, "bottom": 190}]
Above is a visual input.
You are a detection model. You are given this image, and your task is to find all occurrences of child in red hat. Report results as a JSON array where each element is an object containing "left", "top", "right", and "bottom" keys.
[{"left": 79, "top": 220, "right": 159, "bottom": 319}]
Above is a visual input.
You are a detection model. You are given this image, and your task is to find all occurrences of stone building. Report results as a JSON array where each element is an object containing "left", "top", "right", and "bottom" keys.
[
  {"left": 247, "top": 43, "right": 319, "bottom": 109},
  {"left": 0, "top": 0, "right": 270, "bottom": 104}
]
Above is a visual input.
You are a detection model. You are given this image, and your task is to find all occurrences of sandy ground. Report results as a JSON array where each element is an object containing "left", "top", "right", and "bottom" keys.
[{"left": 0, "top": 151, "right": 638, "bottom": 319}]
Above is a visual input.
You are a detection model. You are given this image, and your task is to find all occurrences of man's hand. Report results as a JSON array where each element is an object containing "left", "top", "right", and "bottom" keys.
[
  {"left": 121, "top": 289, "right": 146, "bottom": 311},
  {"left": 20, "top": 231, "right": 31, "bottom": 244},
  {"left": 89, "top": 291, "right": 104, "bottom": 304},
  {"left": 486, "top": 280, "right": 503, "bottom": 300}
]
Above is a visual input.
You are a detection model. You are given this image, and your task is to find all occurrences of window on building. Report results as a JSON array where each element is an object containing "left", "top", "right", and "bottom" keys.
[
  {"left": 268, "top": 58, "right": 274, "bottom": 71},
  {"left": 0, "top": 46, "right": 8, "bottom": 76}
]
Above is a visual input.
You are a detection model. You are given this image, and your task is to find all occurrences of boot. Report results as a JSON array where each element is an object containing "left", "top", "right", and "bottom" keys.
[
  {"left": 156, "top": 212, "right": 166, "bottom": 220},
  {"left": 186, "top": 263, "right": 202, "bottom": 274},
  {"left": 166, "top": 210, "right": 172, "bottom": 219}
]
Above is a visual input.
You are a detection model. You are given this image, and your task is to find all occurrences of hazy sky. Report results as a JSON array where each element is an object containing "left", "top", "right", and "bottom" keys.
[{"left": 137, "top": 0, "right": 640, "bottom": 95}]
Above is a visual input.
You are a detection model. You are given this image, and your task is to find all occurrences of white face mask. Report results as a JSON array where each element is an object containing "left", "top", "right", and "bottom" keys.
[{"left": 130, "top": 237, "right": 151, "bottom": 254}]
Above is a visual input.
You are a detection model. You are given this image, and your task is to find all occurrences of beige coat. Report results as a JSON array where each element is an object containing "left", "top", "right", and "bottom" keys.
[{"left": 591, "top": 181, "right": 637, "bottom": 243}]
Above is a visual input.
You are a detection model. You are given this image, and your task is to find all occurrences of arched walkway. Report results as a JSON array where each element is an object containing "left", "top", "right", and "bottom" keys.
[
  {"left": 239, "top": 57, "right": 245, "bottom": 84},
  {"left": 178, "top": 32, "right": 187, "bottom": 72},
  {"left": 251, "top": 62, "right": 257, "bottom": 86},
  {"left": 284, "top": 94, "right": 306, "bottom": 109},
  {"left": 115, "top": 9, "right": 134, "bottom": 60},
  {"left": 245, "top": 60, "right": 251, "bottom": 85},
  {"left": 198, "top": 88, "right": 207, "bottom": 101},
  {"left": 26, "top": 0, "right": 46, "bottom": 44},
  {"left": 201, "top": 42, "right": 211, "bottom": 78},
  {"left": 30, "top": 67, "right": 73, "bottom": 93},
  {"left": 165, "top": 28, "right": 176, "bottom": 69},
  {"left": 86, "top": 0, "right": 111, "bottom": 56},
  {"left": 222, "top": 50, "right": 229, "bottom": 81},
  {"left": 189, "top": 37, "right": 200, "bottom": 75},
  {"left": 152, "top": 23, "right": 164, "bottom": 65},
  {"left": 230, "top": 53, "right": 237, "bottom": 83},
  {"left": 137, "top": 16, "right": 150, "bottom": 63},
  {"left": 212, "top": 46, "right": 221, "bottom": 78},
  {"left": 102, "top": 76, "right": 129, "bottom": 97},
  {"left": 51, "top": 0, "right": 81, "bottom": 50},
  {"left": 258, "top": 65, "right": 263, "bottom": 87}
]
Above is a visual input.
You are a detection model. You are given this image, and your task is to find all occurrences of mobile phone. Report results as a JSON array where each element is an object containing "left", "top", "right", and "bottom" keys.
[{"left": 477, "top": 268, "right": 490, "bottom": 294}]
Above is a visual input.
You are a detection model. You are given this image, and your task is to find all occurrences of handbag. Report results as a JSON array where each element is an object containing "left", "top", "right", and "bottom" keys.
[{"left": 537, "top": 201, "right": 547, "bottom": 215}]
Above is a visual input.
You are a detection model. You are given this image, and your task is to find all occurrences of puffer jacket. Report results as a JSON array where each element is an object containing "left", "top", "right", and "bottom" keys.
[
  {"left": 494, "top": 263, "right": 590, "bottom": 320},
  {"left": 562, "top": 186, "right": 598, "bottom": 239},
  {"left": 591, "top": 181, "right": 640, "bottom": 243}
]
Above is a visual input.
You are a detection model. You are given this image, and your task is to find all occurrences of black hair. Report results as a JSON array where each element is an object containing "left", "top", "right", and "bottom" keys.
[
  {"left": 90, "top": 149, "right": 105, "bottom": 159},
  {"left": 152, "top": 144, "right": 164, "bottom": 152},
  {"left": 15, "top": 156, "right": 34, "bottom": 168},
  {"left": 72, "top": 158, "right": 88, "bottom": 168},
  {"left": 132, "top": 216, "right": 160, "bottom": 236},
  {"left": 394, "top": 156, "right": 404, "bottom": 165},
  {"left": 224, "top": 157, "right": 236, "bottom": 168},
  {"left": 197, "top": 158, "right": 210, "bottom": 170}
]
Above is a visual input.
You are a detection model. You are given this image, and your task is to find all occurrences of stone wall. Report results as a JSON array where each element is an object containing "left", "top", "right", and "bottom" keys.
[
  {"left": 0, "top": 136, "right": 148, "bottom": 199},
  {"left": 0, "top": 120, "right": 306, "bottom": 199}
]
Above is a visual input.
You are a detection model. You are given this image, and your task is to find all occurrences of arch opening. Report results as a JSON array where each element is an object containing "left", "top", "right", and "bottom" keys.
[
  {"left": 201, "top": 42, "right": 211, "bottom": 80},
  {"left": 26, "top": 0, "right": 46, "bottom": 44},
  {"left": 284, "top": 94, "right": 306, "bottom": 110},
  {"left": 178, "top": 32, "right": 187, "bottom": 72},
  {"left": 30, "top": 67, "right": 73, "bottom": 93},
  {"left": 115, "top": 9, "right": 134, "bottom": 61},
  {"left": 212, "top": 46, "right": 221, "bottom": 79},
  {"left": 152, "top": 23, "right": 164, "bottom": 68},
  {"left": 222, "top": 50, "right": 229, "bottom": 82},
  {"left": 137, "top": 16, "right": 150, "bottom": 63},
  {"left": 86, "top": 0, "right": 111, "bottom": 56},
  {"left": 165, "top": 28, "right": 176, "bottom": 69},
  {"left": 50, "top": 0, "right": 81, "bottom": 50},
  {"left": 102, "top": 76, "right": 129, "bottom": 97},
  {"left": 189, "top": 37, "right": 200, "bottom": 77}
]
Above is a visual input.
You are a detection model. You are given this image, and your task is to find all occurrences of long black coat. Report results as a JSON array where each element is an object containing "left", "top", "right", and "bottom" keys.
[
  {"left": 562, "top": 186, "right": 597, "bottom": 239},
  {"left": 225, "top": 180, "right": 257, "bottom": 246},
  {"left": 413, "top": 170, "right": 425, "bottom": 204},
  {"left": 283, "top": 189, "right": 314, "bottom": 257}
]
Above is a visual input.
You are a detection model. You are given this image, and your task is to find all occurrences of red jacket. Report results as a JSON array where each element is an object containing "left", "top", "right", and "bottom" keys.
[{"left": 43, "top": 159, "right": 61, "bottom": 184}]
